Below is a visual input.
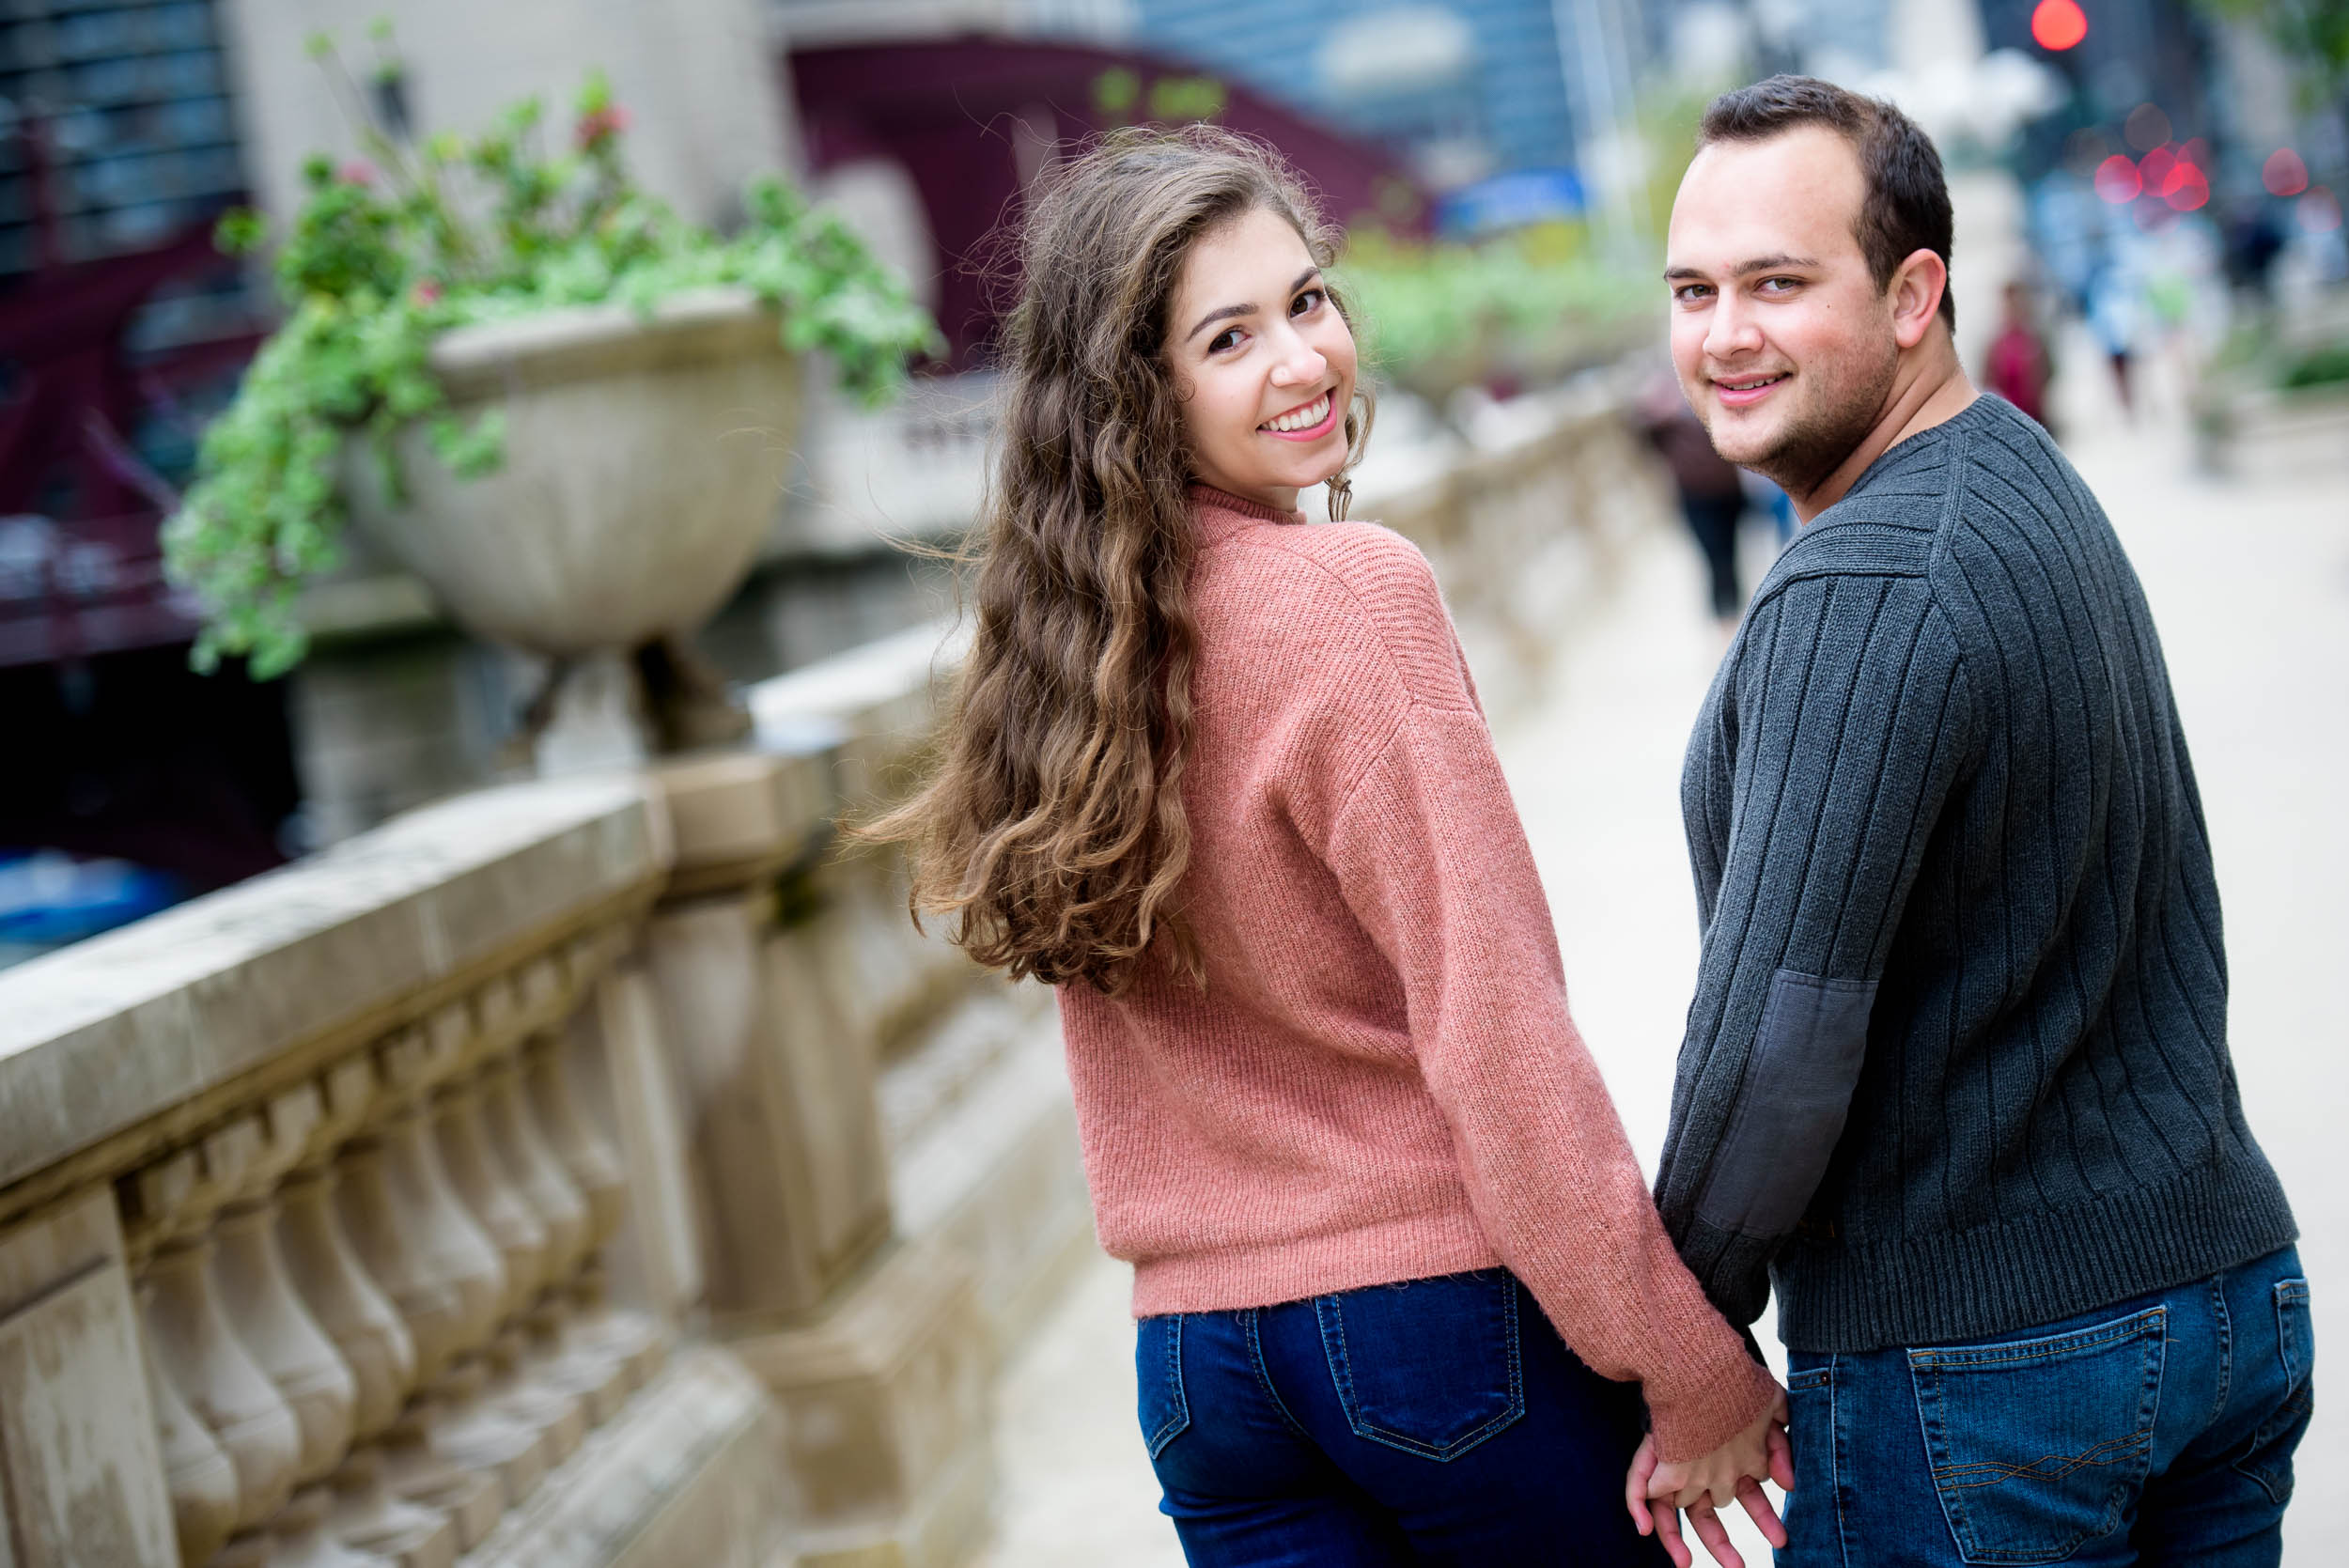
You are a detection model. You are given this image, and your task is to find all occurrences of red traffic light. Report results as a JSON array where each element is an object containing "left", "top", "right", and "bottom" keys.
[{"left": 2031, "top": 0, "right": 2089, "bottom": 50}]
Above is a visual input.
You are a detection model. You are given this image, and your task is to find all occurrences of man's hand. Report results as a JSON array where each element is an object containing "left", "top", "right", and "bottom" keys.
[{"left": 1623, "top": 1390, "right": 1794, "bottom": 1568}]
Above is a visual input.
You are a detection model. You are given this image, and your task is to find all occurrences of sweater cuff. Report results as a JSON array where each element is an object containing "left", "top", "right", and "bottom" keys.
[{"left": 1645, "top": 1349, "right": 1780, "bottom": 1464}]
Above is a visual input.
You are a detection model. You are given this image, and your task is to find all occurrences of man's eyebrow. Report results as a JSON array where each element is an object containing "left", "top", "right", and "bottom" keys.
[
  {"left": 1186, "top": 266, "right": 1321, "bottom": 343},
  {"left": 1664, "top": 253, "right": 1822, "bottom": 284}
]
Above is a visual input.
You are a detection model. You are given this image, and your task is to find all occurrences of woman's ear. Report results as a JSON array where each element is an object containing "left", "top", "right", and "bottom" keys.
[{"left": 1890, "top": 247, "right": 1949, "bottom": 349}]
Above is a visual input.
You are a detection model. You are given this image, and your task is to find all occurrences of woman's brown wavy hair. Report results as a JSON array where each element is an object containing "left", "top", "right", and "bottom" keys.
[{"left": 863, "top": 124, "right": 1372, "bottom": 994}]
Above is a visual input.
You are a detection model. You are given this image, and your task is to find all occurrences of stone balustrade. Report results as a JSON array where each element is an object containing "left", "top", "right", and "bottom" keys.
[{"left": 0, "top": 374, "right": 1666, "bottom": 1568}]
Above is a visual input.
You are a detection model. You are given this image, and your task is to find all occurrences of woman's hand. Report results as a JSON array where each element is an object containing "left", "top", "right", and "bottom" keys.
[{"left": 1623, "top": 1389, "right": 1793, "bottom": 1568}]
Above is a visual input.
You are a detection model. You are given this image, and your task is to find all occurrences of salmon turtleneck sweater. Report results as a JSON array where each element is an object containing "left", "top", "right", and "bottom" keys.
[{"left": 1054, "top": 485, "right": 1776, "bottom": 1461}]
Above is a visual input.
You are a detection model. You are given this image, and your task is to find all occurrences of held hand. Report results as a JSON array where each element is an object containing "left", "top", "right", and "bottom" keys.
[{"left": 1623, "top": 1389, "right": 1793, "bottom": 1568}]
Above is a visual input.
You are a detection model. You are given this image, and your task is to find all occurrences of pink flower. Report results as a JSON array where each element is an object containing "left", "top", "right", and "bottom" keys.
[
  {"left": 337, "top": 160, "right": 376, "bottom": 186},
  {"left": 573, "top": 105, "right": 631, "bottom": 149},
  {"left": 412, "top": 279, "right": 443, "bottom": 306}
]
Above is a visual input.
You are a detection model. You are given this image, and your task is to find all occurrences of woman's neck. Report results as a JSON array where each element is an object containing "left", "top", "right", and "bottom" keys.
[{"left": 1190, "top": 481, "right": 1300, "bottom": 520}]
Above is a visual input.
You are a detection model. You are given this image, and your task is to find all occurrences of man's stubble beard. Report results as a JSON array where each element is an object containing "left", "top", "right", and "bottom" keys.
[{"left": 1705, "top": 334, "right": 1899, "bottom": 499}]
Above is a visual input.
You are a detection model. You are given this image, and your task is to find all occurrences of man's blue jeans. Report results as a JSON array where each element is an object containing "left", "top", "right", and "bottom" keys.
[
  {"left": 1135, "top": 1267, "right": 1669, "bottom": 1566},
  {"left": 1781, "top": 1246, "right": 2312, "bottom": 1566}
]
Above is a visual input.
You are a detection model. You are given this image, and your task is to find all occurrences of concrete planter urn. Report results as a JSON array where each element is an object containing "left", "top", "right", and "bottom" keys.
[
  {"left": 344, "top": 286, "right": 803, "bottom": 761},
  {"left": 346, "top": 285, "right": 801, "bottom": 654}
]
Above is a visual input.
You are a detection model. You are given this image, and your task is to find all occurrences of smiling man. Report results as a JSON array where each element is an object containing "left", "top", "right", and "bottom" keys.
[{"left": 1644, "top": 76, "right": 2309, "bottom": 1566}]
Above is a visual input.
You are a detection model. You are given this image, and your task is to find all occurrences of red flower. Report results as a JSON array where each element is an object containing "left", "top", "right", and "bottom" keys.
[
  {"left": 573, "top": 105, "right": 631, "bottom": 149},
  {"left": 412, "top": 279, "right": 443, "bottom": 306}
]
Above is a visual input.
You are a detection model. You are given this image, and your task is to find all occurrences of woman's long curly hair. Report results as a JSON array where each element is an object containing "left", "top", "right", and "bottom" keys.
[{"left": 864, "top": 125, "right": 1372, "bottom": 995}]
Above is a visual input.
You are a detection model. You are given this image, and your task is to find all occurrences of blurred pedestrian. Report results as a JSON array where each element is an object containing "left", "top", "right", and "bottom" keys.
[
  {"left": 1983, "top": 277, "right": 2054, "bottom": 433},
  {"left": 1655, "top": 73, "right": 2306, "bottom": 1568},
  {"left": 2087, "top": 257, "right": 2140, "bottom": 416},
  {"left": 1638, "top": 374, "right": 1750, "bottom": 629},
  {"left": 867, "top": 125, "right": 1784, "bottom": 1567}
]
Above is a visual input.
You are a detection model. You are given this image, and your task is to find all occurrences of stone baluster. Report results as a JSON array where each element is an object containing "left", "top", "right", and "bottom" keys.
[
  {"left": 474, "top": 1032, "right": 637, "bottom": 1425},
  {"left": 134, "top": 1266, "right": 243, "bottom": 1565},
  {"left": 210, "top": 1085, "right": 359, "bottom": 1496},
  {"left": 268, "top": 1056, "right": 455, "bottom": 1568},
  {"left": 430, "top": 986, "right": 590, "bottom": 1467},
  {"left": 126, "top": 1119, "right": 304, "bottom": 1545},
  {"left": 333, "top": 1024, "right": 511, "bottom": 1551},
  {"left": 530, "top": 1014, "right": 667, "bottom": 1389}
]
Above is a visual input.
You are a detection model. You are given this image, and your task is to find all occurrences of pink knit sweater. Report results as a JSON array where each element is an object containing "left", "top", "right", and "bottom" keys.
[{"left": 1056, "top": 486, "right": 1778, "bottom": 1462}]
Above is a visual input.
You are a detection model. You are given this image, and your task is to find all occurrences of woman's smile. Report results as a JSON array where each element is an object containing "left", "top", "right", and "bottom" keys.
[{"left": 1259, "top": 389, "right": 1337, "bottom": 440}]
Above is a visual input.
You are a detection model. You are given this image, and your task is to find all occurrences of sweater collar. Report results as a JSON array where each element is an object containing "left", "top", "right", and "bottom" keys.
[{"left": 1189, "top": 482, "right": 1306, "bottom": 539}]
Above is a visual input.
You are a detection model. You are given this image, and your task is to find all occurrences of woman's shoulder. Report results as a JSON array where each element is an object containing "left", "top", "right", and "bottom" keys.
[
  {"left": 1204, "top": 520, "right": 1468, "bottom": 708},
  {"left": 1208, "top": 518, "right": 1442, "bottom": 622}
]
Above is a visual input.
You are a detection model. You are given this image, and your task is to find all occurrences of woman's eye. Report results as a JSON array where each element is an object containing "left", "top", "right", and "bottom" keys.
[
  {"left": 1208, "top": 327, "right": 1243, "bottom": 353},
  {"left": 1291, "top": 287, "right": 1325, "bottom": 316}
]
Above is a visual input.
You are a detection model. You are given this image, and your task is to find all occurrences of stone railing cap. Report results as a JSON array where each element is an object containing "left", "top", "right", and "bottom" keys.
[{"left": 0, "top": 775, "right": 667, "bottom": 1195}]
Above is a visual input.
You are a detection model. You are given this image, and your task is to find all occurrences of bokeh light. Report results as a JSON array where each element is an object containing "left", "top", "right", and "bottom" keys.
[
  {"left": 2162, "top": 163, "right": 2209, "bottom": 211},
  {"left": 2139, "top": 146, "right": 2177, "bottom": 189},
  {"left": 2030, "top": 0, "right": 2089, "bottom": 50},
  {"left": 2263, "top": 148, "right": 2310, "bottom": 197},
  {"left": 2095, "top": 155, "right": 2144, "bottom": 203},
  {"left": 2300, "top": 188, "right": 2342, "bottom": 233},
  {"left": 2123, "top": 103, "right": 2171, "bottom": 151}
]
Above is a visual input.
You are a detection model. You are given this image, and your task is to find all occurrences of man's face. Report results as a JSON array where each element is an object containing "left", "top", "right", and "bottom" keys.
[{"left": 1664, "top": 127, "right": 1898, "bottom": 493}]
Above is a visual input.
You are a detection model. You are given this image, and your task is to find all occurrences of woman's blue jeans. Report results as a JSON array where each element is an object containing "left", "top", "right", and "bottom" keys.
[
  {"left": 1781, "top": 1245, "right": 2313, "bottom": 1566},
  {"left": 1134, "top": 1267, "right": 1670, "bottom": 1566}
]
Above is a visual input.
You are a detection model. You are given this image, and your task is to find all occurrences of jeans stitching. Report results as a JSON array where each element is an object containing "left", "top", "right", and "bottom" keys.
[
  {"left": 1315, "top": 1276, "right": 1527, "bottom": 1461},
  {"left": 2210, "top": 1274, "right": 2233, "bottom": 1429},
  {"left": 1143, "top": 1314, "right": 1189, "bottom": 1456},
  {"left": 1248, "top": 1307, "right": 1313, "bottom": 1442},
  {"left": 1905, "top": 1309, "right": 2165, "bottom": 1371},
  {"left": 1825, "top": 1354, "right": 1853, "bottom": 1568},
  {"left": 2232, "top": 1277, "right": 2312, "bottom": 1502},
  {"left": 1909, "top": 1308, "right": 2166, "bottom": 1563}
]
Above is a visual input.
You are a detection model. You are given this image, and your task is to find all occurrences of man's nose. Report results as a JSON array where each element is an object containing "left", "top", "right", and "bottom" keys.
[{"left": 1704, "top": 294, "right": 1764, "bottom": 361}]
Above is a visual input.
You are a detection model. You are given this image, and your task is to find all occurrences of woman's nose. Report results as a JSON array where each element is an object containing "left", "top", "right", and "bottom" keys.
[{"left": 1268, "top": 328, "right": 1328, "bottom": 387}]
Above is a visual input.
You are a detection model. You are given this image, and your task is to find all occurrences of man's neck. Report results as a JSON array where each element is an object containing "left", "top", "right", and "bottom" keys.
[{"left": 1789, "top": 342, "right": 1978, "bottom": 523}]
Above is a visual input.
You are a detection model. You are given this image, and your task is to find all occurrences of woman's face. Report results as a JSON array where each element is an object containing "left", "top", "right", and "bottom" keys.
[{"left": 1163, "top": 206, "right": 1358, "bottom": 514}]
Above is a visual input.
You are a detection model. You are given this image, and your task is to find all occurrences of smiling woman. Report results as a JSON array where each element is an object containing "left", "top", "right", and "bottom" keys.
[
  {"left": 1164, "top": 211, "right": 1359, "bottom": 511},
  {"left": 862, "top": 124, "right": 1785, "bottom": 1567}
]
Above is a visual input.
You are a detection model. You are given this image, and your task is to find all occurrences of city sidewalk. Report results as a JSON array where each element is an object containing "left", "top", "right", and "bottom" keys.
[{"left": 974, "top": 412, "right": 2345, "bottom": 1567}]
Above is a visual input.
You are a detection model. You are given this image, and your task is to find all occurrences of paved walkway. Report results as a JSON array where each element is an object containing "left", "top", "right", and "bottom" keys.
[{"left": 975, "top": 411, "right": 2347, "bottom": 1567}]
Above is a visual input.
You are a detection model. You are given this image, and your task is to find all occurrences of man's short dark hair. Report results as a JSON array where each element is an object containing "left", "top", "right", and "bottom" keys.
[{"left": 1699, "top": 74, "right": 1956, "bottom": 332}]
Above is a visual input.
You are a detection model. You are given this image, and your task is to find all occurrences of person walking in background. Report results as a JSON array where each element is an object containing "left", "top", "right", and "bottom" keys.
[
  {"left": 1650, "top": 75, "right": 2308, "bottom": 1565},
  {"left": 1984, "top": 277, "right": 2055, "bottom": 433},
  {"left": 867, "top": 126, "right": 1786, "bottom": 1567},
  {"left": 1638, "top": 372, "right": 1752, "bottom": 631},
  {"left": 2087, "top": 255, "right": 2141, "bottom": 417}
]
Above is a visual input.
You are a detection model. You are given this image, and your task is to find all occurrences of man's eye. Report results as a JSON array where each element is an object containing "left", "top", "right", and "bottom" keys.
[
  {"left": 1672, "top": 285, "right": 1712, "bottom": 304},
  {"left": 1760, "top": 276, "right": 1801, "bottom": 294},
  {"left": 1292, "top": 287, "right": 1325, "bottom": 316}
]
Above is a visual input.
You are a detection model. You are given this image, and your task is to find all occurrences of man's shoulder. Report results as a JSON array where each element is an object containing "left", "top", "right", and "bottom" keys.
[{"left": 1766, "top": 397, "right": 2087, "bottom": 597}]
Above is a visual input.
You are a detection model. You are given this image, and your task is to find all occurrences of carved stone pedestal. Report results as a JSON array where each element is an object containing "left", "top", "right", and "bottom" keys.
[{"left": 727, "top": 1237, "right": 993, "bottom": 1568}]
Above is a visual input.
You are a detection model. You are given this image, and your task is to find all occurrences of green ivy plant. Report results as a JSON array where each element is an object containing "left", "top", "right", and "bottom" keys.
[
  {"left": 166, "top": 46, "right": 941, "bottom": 677},
  {"left": 1337, "top": 225, "right": 1656, "bottom": 399}
]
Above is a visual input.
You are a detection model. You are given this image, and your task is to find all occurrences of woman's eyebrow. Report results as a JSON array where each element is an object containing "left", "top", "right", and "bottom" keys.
[{"left": 1186, "top": 266, "right": 1320, "bottom": 343}]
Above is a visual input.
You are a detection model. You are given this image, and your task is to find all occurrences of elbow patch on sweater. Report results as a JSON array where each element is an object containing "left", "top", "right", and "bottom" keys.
[{"left": 1694, "top": 970, "right": 1876, "bottom": 1239}]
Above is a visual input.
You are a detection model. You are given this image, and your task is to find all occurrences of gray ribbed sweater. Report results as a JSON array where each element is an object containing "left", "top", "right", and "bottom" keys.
[{"left": 1655, "top": 394, "right": 2295, "bottom": 1355}]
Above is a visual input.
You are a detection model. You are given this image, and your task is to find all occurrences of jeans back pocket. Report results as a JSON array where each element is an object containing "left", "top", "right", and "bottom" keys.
[
  {"left": 1907, "top": 1307, "right": 2165, "bottom": 1565},
  {"left": 1137, "top": 1313, "right": 1190, "bottom": 1458},
  {"left": 1315, "top": 1269, "right": 1524, "bottom": 1461}
]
